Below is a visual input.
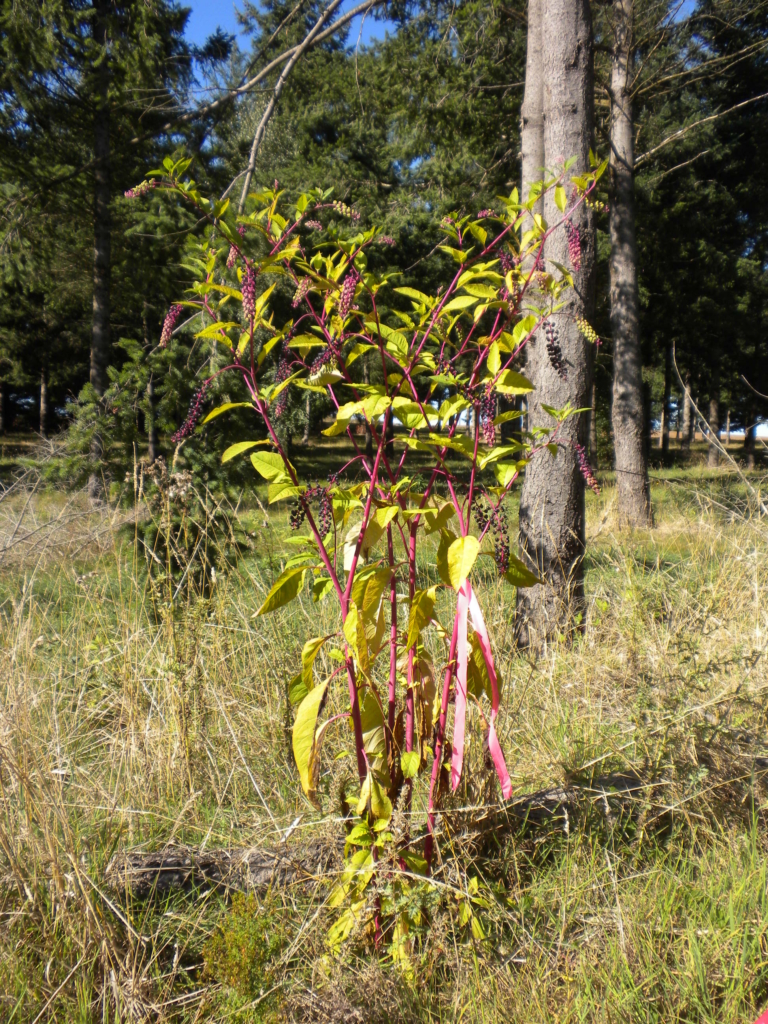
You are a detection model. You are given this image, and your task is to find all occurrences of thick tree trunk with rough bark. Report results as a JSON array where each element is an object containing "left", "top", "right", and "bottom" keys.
[
  {"left": 89, "top": 0, "right": 111, "bottom": 498},
  {"left": 521, "top": 0, "right": 545, "bottom": 212},
  {"left": 608, "top": 0, "right": 651, "bottom": 527},
  {"left": 588, "top": 378, "right": 598, "bottom": 467},
  {"left": 515, "top": 0, "right": 596, "bottom": 650},
  {"left": 660, "top": 340, "right": 671, "bottom": 453}
]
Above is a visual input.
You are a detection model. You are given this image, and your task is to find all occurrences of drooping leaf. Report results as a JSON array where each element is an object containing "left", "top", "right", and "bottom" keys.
[
  {"left": 292, "top": 680, "right": 328, "bottom": 797},
  {"left": 401, "top": 751, "right": 420, "bottom": 779},
  {"left": 255, "top": 566, "right": 307, "bottom": 615},
  {"left": 250, "top": 450, "right": 291, "bottom": 481},
  {"left": 504, "top": 554, "right": 543, "bottom": 587},
  {"left": 222, "top": 440, "right": 270, "bottom": 463},
  {"left": 407, "top": 587, "right": 437, "bottom": 650},
  {"left": 447, "top": 535, "right": 480, "bottom": 591},
  {"left": 202, "top": 401, "right": 252, "bottom": 423}
]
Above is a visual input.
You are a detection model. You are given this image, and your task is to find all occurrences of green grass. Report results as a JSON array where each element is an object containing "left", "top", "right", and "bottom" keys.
[{"left": 1, "top": 466, "right": 768, "bottom": 1022}]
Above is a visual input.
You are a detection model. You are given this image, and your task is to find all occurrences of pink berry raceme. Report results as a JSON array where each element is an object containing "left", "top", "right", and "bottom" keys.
[
  {"left": 226, "top": 246, "right": 238, "bottom": 269},
  {"left": 565, "top": 220, "right": 582, "bottom": 270},
  {"left": 171, "top": 380, "right": 210, "bottom": 442},
  {"left": 338, "top": 269, "right": 359, "bottom": 318},
  {"left": 574, "top": 442, "right": 600, "bottom": 493},
  {"left": 242, "top": 265, "right": 256, "bottom": 321},
  {"left": 159, "top": 304, "right": 182, "bottom": 348}
]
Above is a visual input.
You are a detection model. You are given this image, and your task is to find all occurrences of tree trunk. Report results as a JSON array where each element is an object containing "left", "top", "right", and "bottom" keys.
[
  {"left": 39, "top": 366, "right": 48, "bottom": 438},
  {"left": 608, "top": 0, "right": 651, "bottom": 527},
  {"left": 0, "top": 382, "right": 6, "bottom": 434},
  {"left": 680, "top": 373, "right": 692, "bottom": 453},
  {"left": 515, "top": 0, "right": 595, "bottom": 650},
  {"left": 707, "top": 386, "right": 720, "bottom": 468},
  {"left": 588, "top": 377, "right": 598, "bottom": 468},
  {"left": 89, "top": 0, "right": 111, "bottom": 499},
  {"left": 521, "top": 0, "right": 545, "bottom": 215},
  {"left": 726, "top": 409, "right": 730, "bottom": 446},
  {"left": 744, "top": 405, "right": 756, "bottom": 468},
  {"left": 660, "top": 340, "right": 671, "bottom": 453}
]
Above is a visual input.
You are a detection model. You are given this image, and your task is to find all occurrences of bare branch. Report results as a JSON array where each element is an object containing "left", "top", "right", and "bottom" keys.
[
  {"left": 237, "top": 0, "right": 348, "bottom": 212},
  {"left": 635, "top": 91, "right": 768, "bottom": 168}
]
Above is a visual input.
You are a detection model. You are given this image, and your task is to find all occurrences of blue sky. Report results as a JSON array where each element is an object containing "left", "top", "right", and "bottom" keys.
[{"left": 184, "top": 0, "right": 392, "bottom": 50}]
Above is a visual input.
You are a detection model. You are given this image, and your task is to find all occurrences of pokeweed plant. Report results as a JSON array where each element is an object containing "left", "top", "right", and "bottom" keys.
[{"left": 128, "top": 152, "right": 605, "bottom": 955}]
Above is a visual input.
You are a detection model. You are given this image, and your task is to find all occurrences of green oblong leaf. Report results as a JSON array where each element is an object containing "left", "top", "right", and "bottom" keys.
[
  {"left": 255, "top": 566, "right": 307, "bottom": 616},
  {"left": 292, "top": 681, "right": 328, "bottom": 797},
  {"left": 202, "top": 401, "right": 252, "bottom": 423},
  {"left": 447, "top": 535, "right": 480, "bottom": 591},
  {"left": 222, "top": 440, "right": 271, "bottom": 464}
]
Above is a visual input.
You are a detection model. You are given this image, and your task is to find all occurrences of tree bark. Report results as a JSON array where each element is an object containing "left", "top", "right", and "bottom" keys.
[
  {"left": 744, "top": 405, "right": 756, "bottom": 468},
  {"left": 707, "top": 386, "right": 720, "bottom": 468},
  {"left": 608, "top": 0, "right": 651, "bottom": 527},
  {"left": 521, "top": 0, "right": 545, "bottom": 215},
  {"left": 726, "top": 409, "right": 730, "bottom": 446},
  {"left": 89, "top": 0, "right": 111, "bottom": 498},
  {"left": 515, "top": 0, "right": 596, "bottom": 650},
  {"left": 660, "top": 340, "right": 671, "bottom": 454},
  {"left": 588, "top": 377, "right": 598, "bottom": 468},
  {"left": 39, "top": 365, "right": 48, "bottom": 438}
]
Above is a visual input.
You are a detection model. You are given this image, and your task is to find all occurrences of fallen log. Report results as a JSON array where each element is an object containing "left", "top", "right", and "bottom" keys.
[{"left": 106, "top": 777, "right": 646, "bottom": 899}]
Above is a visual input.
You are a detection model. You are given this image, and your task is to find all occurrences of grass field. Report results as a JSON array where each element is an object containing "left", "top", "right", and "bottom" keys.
[{"left": 1, "top": 456, "right": 768, "bottom": 1023}]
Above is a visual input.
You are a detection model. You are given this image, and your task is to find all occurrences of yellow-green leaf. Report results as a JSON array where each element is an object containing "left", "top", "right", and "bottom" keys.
[
  {"left": 255, "top": 566, "right": 307, "bottom": 616},
  {"left": 504, "top": 554, "right": 543, "bottom": 588},
  {"left": 406, "top": 586, "right": 436, "bottom": 650},
  {"left": 222, "top": 440, "right": 270, "bottom": 463},
  {"left": 494, "top": 369, "right": 534, "bottom": 395},
  {"left": 292, "top": 681, "right": 328, "bottom": 796},
  {"left": 250, "top": 450, "right": 291, "bottom": 481},
  {"left": 202, "top": 401, "right": 251, "bottom": 423},
  {"left": 401, "top": 751, "right": 420, "bottom": 779},
  {"left": 447, "top": 535, "right": 480, "bottom": 591}
]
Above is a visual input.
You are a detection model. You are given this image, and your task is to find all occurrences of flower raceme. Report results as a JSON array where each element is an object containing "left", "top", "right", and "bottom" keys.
[{"left": 145, "top": 152, "right": 607, "bottom": 954}]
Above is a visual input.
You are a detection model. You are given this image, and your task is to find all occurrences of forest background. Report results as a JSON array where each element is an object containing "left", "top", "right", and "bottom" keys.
[{"left": 2, "top": 0, "right": 767, "bottom": 478}]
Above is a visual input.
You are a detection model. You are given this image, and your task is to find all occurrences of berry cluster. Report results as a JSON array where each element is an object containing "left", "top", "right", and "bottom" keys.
[
  {"left": 480, "top": 390, "right": 496, "bottom": 445},
  {"left": 574, "top": 443, "right": 600, "bottom": 494},
  {"left": 289, "top": 485, "right": 333, "bottom": 534},
  {"left": 338, "top": 269, "right": 359, "bottom": 318},
  {"left": 242, "top": 265, "right": 256, "bottom": 321},
  {"left": 124, "top": 179, "right": 156, "bottom": 199},
  {"left": 376, "top": 235, "right": 395, "bottom": 246},
  {"left": 292, "top": 277, "right": 310, "bottom": 309},
  {"left": 308, "top": 347, "right": 339, "bottom": 382},
  {"left": 471, "top": 495, "right": 510, "bottom": 576},
  {"left": 171, "top": 379, "right": 210, "bottom": 442},
  {"left": 237, "top": 225, "right": 247, "bottom": 237},
  {"left": 304, "top": 220, "right": 323, "bottom": 230},
  {"left": 576, "top": 318, "right": 601, "bottom": 346},
  {"left": 159, "top": 304, "right": 182, "bottom": 348},
  {"left": 273, "top": 345, "right": 292, "bottom": 419},
  {"left": 585, "top": 197, "right": 609, "bottom": 213},
  {"left": 545, "top": 320, "right": 567, "bottom": 380},
  {"left": 498, "top": 248, "right": 515, "bottom": 274},
  {"left": 332, "top": 200, "right": 360, "bottom": 221},
  {"left": 477, "top": 208, "right": 494, "bottom": 218},
  {"left": 226, "top": 245, "right": 238, "bottom": 269},
  {"left": 564, "top": 221, "right": 582, "bottom": 270}
]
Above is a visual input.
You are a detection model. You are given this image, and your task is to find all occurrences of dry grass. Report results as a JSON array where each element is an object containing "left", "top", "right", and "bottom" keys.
[{"left": 1, "top": 466, "right": 768, "bottom": 1022}]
